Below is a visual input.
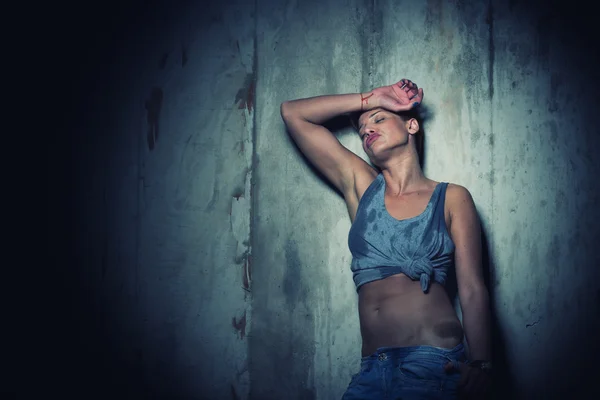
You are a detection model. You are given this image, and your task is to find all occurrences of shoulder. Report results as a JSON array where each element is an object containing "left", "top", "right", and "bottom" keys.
[
  {"left": 445, "top": 183, "right": 474, "bottom": 202},
  {"left": 444, "top": 183, "right": 476, "bottom": 217}
]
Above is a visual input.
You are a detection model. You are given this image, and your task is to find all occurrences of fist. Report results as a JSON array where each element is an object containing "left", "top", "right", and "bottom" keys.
[
  {"left": 444, "top": 361, "right": 491, "bottom": 399},
  {"left": 370, "top": 79, "right": 423, "bottom": 112}
]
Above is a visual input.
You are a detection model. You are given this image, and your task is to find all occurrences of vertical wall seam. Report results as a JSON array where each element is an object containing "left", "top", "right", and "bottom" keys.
[
  {"left": 360, "top": 0, "right": 376, "bottom": 92},
  {"left": 249, "top": 0, "right": 258, "bottom": 299},
  {"left": 247, "top": 0, "right": 259, "bottom": 398},
  {"left": 250, "top": 0, "right": 258, "bottom": 271},
  {"left": 368, "top": 0, "right": 375, "bottom": 89},
  {"left": 488, "top": 0, "right": 495, "bottom": 243}
]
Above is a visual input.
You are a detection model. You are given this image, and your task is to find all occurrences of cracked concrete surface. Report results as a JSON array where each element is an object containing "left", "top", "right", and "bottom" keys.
[{"left": 58, "top": 0, "right": 600, "bottom": 399}]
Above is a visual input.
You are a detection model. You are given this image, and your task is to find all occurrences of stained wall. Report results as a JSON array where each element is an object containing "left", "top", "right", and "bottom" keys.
[{"left": 45, "top": 0, "right": 600, "bottom": 398}]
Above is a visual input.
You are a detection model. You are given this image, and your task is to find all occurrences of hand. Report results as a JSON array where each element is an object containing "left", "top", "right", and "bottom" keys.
[
  {"left": 366, "top": 79, "right": 424, "bottom": 112},
  {"left": 444, "top": 361, "right": 491, "bottom": 399}
]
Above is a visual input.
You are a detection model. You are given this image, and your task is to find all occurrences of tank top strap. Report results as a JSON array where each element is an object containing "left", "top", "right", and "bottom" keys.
[{"left": 433, "top": 182, "right": 449, "bottom": 220}]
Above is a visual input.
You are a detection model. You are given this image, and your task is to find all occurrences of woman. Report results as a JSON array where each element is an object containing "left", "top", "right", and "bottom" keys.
[{"left": 280, "top": 79, "right": 492, "bottom": 399}]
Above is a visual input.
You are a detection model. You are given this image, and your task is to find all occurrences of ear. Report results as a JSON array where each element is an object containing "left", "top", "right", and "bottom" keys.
[{"left": 406, "top": 118, "right": 420, "bottom": 134}]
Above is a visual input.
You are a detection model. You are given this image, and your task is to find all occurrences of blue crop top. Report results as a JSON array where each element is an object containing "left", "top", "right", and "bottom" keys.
[{"left": 348, "top": 174, "right": 455, "bottom": 293}]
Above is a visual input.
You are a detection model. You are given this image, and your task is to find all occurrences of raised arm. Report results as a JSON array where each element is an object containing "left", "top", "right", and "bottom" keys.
[
  {"left": 280, "top": 93, "right": 371, "bottom": 195},
  {"left": 280, "top": 79, "right": 424, "bottom": 195}
]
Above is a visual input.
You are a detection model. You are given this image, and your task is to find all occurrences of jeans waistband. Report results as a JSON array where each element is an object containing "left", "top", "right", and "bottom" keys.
[{"left": 361, "top": 342, "right": 465, "bottom": 364}]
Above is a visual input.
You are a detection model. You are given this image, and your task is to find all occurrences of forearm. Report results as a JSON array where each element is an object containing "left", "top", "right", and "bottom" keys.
[
  {"left": 281, "top": 93, "right": 369, "bottom": 125},
  {"left": 460, "top": 287, "right": 492, "bottom": 361}
]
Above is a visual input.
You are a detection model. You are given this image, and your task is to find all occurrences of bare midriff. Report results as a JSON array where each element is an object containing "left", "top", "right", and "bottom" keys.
[{"left": 358, "top": 273, "right": 464, "bottom": 357}]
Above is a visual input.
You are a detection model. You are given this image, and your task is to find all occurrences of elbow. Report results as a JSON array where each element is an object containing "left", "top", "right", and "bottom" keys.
[
  {"left": 280, "top": 100, "right": 302, "bottom": 124},
  {"left": 280, "top": 101, "right": 301, "bottom": 135},
  {"left": 280, "top": 101, "right": 292, "bottom": 120},
  {"left": 280, "top": 101, "right": 296, "bottom": 137},
  {"left": 459, "top": 284, "right": 489, "bottom": 306}
]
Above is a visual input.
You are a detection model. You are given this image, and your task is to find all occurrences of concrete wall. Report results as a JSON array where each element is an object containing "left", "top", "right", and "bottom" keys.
[{"left": 43, "top": 0, "right": 599, "bottom": 399}]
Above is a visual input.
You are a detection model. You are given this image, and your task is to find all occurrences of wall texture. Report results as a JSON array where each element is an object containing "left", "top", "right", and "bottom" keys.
[{"left": 44, "top": 0, "right": 600, "bottom": 399}]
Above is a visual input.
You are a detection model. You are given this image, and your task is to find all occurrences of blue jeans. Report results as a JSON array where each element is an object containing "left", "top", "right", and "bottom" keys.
[{"left": 342, "top": 343, "right": 466, "bottom": 399}]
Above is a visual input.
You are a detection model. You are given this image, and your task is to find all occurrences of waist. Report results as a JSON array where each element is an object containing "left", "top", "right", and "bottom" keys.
[
  {"left": 358, "top": 274, "right": 463, "bottom": 355},
  {"left": 361, "top": 342, "right": 466, "bottom": 364}
]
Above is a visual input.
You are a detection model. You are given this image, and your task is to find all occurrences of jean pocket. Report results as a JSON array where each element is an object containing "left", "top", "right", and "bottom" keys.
[{"left": 397, "top": 361, "right": 444, "bottom": 389}]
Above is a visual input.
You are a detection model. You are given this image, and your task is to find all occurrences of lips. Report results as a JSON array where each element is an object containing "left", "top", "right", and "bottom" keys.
[{"left": 366, "top": 133, "right": 380, "bottom": 148}]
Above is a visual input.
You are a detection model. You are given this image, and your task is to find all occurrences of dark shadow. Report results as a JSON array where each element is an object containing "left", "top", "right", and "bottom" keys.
[
  {"left": 480, "top": 229, "right": 515, "bottom": 399},
  {"left": 444, "top": 260, "right": 458, "bottom": 301},
  {"left": 445, "top": 223, "right": 514, "bottom": 398},
  {"left": 323, "top": 113, "right": 354, "bottom": 134},
  {"left": 145, "top": 87, "right": 163, "bottom": 150}
]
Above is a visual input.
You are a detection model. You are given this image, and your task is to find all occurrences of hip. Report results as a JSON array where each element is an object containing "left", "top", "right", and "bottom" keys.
[{"left": 342, "top": 342, "right": 467, "bottom": 400}]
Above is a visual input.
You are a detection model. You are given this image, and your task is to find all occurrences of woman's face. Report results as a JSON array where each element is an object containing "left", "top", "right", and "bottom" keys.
[{"left": 357, "top": 108, "right": 411, "bottom": 157}]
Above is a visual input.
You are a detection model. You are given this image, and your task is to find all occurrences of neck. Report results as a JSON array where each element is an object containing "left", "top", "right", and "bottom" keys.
[{"left": 379, "top": 152, "right": 426, "bottom": 195}]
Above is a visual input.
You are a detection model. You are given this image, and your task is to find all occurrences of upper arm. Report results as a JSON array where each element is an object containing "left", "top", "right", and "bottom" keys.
[
  {"left": 448, "top": 185, "right": 485, "bottom": 297},
  {"left": 280, "top": 102, "right": 372, "bottom": 195}
]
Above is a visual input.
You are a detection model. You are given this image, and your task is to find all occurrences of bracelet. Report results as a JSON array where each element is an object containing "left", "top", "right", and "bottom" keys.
[{"left": 360, "top": 92, "right": 373, "bottom": 111}]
